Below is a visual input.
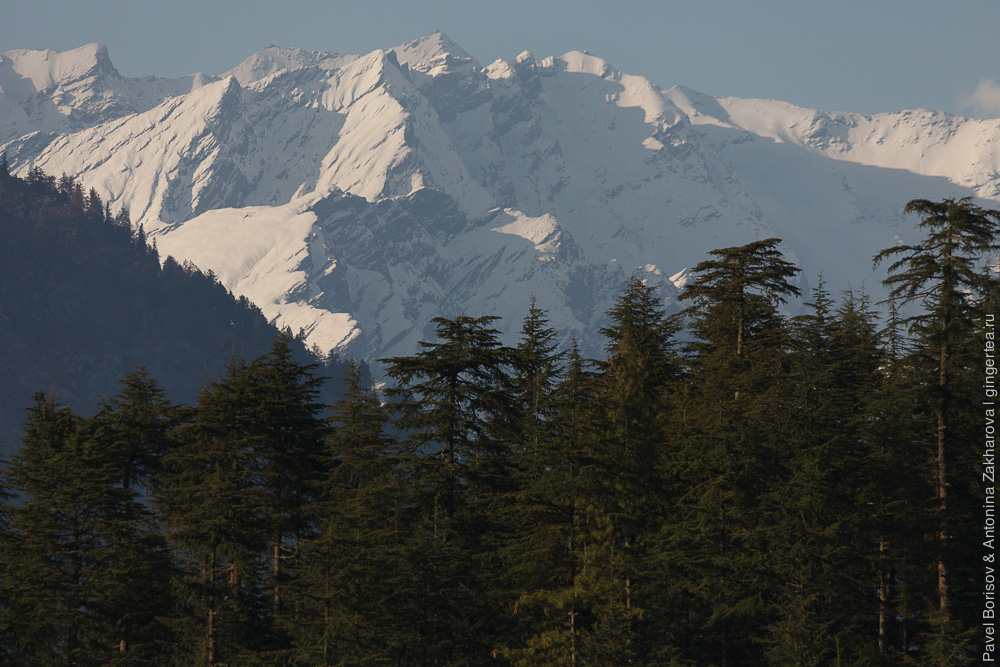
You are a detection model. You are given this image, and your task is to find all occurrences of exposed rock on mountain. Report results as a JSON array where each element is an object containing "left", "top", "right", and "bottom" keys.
[{"left": 3, "top": 33, "right": 995, "bottom": 365}]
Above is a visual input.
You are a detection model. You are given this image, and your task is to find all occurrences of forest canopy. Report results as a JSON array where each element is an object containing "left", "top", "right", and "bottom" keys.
[{"left": 0, "top": 192, "right": 996, "bottom": 665}]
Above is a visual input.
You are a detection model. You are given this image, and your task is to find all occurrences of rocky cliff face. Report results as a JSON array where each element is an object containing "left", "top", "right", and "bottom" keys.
[{"left": 3, "top": 33, "right": 995, "bottom": 365}]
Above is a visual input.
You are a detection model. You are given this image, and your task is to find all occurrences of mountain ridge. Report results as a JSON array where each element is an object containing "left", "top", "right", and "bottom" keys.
[{"left": 2, "top": 34, "right": 994, "bottom": 365}]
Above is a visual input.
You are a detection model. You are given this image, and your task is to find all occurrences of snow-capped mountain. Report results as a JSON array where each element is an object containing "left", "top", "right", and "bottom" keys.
[{"left": 2, "top": 33, "right": 995, "bottom": 364}]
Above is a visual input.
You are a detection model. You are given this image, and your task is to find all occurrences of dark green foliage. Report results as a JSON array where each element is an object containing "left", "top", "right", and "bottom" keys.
[
  {"left": 658, "top": 239, "right": 802, "bottom": 665},
  {"left": 680, "top": 237, "right": 801, "bottom": 359},
  {"left": 384, "top": 315, "right": 519, "bottom": 540},
  {"left": 864, "top": 300, "right": 932, "bottom": 662},
  {"left": 1, "top": 393, "right": 99, "bottom": 664},
  {"left": 91, "top": 366, "right": 181, "bottom": 493},
  {"left": 501, "top": 335, "right": 604, "bottom": 665},
  {"left": 0, "top": 390, "right": 173, "bottom": 665},
  {"left": 384, "top": 315, "right": 518, "bottom": 492},
  {"left": 511, "top": 297, "right": 564, "bottom": 473},
  {"left": 382, "top": 315, "right": 518, "bottom": 664},
  {"left": 599, "top": 276, "right": 679, "bottom": 488},
  {"left": 875, "top": 197, "right": 1000, "bottom": 663},
  {"left": 287, "top": 361, "right": 402, "bottom": 664},
  {"left": 252, "top": 331, "right": 330, "bottom": 637},
  {"left": 159, "top": 358, "right": 271, "bottom": 665},
  {"left": 761, "top": 287, "right": 889, "bottom": 665},
  {"left": 595, "top": 277, "right": 681, "bottom": 663},
  {"left": 88, "top": 370, "right": 178, "bottom": 663},
  {"left": 0, "top": 206, "right": 993, "bottom": 665}
]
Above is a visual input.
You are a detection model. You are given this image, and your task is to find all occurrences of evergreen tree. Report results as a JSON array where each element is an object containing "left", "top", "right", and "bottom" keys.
[
  {"left": 510, "top": 297, "right": 564, "bottom": 473},
  {"left": 680, "top": 237, "right": 801, "bottom": 360},
  {"left": 0, "top": 377, "right": 178, "bottom": 665},
  {"left": 663, "top": 238, "right": 801, "bottom": 666},
  {"left": 595, "top": 276, "right": 680, "bottom": 662},
  {"left": 554, "top": 345, "right": 619, "bottom": 667},
  {"left": 85, "top": 187, "right": 103, "bottom": 221},
  {"left": 159, "top": 359, "right": 269, "bottom": 665},
  {"left": 874, "top": 197, "right": 1000, "bottom": 660},
  {"left": 864, "top": 299, "right": 932, "bottom": 661},
  {"left": 290, "top": 361, "right": 405, "bottom": 664},
  {"left": 763, "top": 287, "right": 889, "bottom": 664},
  {"left": 3, "top": 212, "right": 995, "bottom": 664},
  {"left": 500, "top": 315, "right": 594, "bottom": 662},
  {"left": 251, "top": 331, "right": 329, "bottom": 634},
  {"left": 0, "top": 394, "right": 110, "bottom": 664},
  {"left": 88, "top": 368, "right": 178, "bottom": 662},
  {"left": 91, "top": 366, "right": 179, "bottom": 494},
  {"left": 383, "top": 315, "right": 517, "bottom": 664},
  {"left": 501, "top": 302, "right": 569, "bottom": 662}
]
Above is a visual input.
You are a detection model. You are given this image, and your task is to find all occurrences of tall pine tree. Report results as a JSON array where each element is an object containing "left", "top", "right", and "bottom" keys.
[
  {"left": 595, "top": 276, "right": 680, "bottom": 663},
  {"left": 875, "top": 197, "right": 1000, "bottom": 661},
  {"left": 383, "top": 315, "right": 517, "bottom": 665},
  {"left": 159, "top": 359, "right": 269, "bottom": 665},
  {"left": 289, "top": 361, "right": 405, "bottom": 664},
  {"left": 664, "top": 238, "right": 801, "bottom": 666}
]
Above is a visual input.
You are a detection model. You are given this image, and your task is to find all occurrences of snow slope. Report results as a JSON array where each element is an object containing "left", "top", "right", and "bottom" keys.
[{"left": 2, "top": 34, "right": 995, "bottom": 364}]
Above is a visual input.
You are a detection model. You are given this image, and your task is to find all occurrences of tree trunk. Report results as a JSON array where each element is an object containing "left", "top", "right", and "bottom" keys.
[
  {"left": 273, "top": 538, "right": 282, "bottom": 616},
  {"left": 878, "top": 536, "right": 888, "bottom": 654},
  {"left": 229, "top": 561, "right": 240, "bottom": 611},
  {"left": 736, "top": 302, "right": 745, "bottom": 358},
  {"left": 569, "top": 606, "right": 577, "bottom": 666},
  {"left": 937, "top": 306, "right": 950, "bottom": 619},
  {"left": 207, "top": 606, "right": 216, "bottom": 666},
  {"left": 323, "top": 564, "right": 330, "bottom": 665},
  {"left": 207, "top": 549, "right": 217, "bottom": 666}
]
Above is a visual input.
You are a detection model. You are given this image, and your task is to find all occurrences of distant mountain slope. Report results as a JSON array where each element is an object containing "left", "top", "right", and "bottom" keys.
[
  {"left": 0, "top": 168, "right": 347, "bottom": 454},
  {"left": 2, "top": 34, "right": 995, "bottom": 365}
]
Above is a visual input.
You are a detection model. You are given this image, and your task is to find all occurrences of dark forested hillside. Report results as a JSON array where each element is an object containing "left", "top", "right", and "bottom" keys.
[
  {"left": 0, "top": 182, "right": 992, "bottom": 664},
  {"left": 0, "top": 165, "right": 348, "bottom": 453}
]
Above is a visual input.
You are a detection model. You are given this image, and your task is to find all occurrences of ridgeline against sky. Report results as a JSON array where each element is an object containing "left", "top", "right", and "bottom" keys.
[{"left": 2, "top": 33, "right": 998, "bottom": 369}]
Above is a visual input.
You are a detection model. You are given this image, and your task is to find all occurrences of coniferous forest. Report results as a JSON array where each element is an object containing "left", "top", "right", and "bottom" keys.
[
  {"left": 0, "top": 185, "right": 996, "bottom": 664},
  {"left": 0, "top": 163, "right": 350, "bottom": 453}
]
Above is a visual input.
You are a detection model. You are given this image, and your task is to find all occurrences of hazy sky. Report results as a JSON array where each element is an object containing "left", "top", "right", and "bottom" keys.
[{"left": 4, "top": 0, "right": 1000, "bottom": 117}]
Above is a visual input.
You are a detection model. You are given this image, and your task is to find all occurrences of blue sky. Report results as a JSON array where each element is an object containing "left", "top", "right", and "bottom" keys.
[{"left": 4, "top": 0, "right": 1000, "bottom": 117}]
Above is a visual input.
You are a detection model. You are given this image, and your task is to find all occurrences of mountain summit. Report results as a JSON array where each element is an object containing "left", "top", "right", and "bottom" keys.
[{"left": 2, "top": 36, "right": 996, "bottom": 363}]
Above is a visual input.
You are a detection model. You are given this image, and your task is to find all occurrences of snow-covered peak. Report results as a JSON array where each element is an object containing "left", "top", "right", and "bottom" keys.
[
  {"left": 664, "top": 85, "right": 737, "bottom": 128},
  {"left": 391, "top": 31, "right": 478, "bottom": 76},
  {"left": 7, "top": 34, "right": 1000, "bottom": 365},
  {"left": 0, "top": 43, "right": 119, "bottom": 95},
  {"left": 558, "top": 50, "right": 613, "bottom": 78},
  {"left": 485, "top": 58, "right": 514, "bottom": 80},
  {"left": 669, "top": 268, "right": 691, "bottom": 290},
  {"left": 223, "top": 45, "right": 357, "bottom": 86},
  {"left": 491, "top": 209, "right": 576, "bottom": 260},
  {"left": 514, "top": 50, "right": 534, "bottom": 65},
  {"left": 714, "top": 96, "right": 1000, "bottom": 198},
  {"left": 0, "top": 43, "right": 223, "bottom": 144}
]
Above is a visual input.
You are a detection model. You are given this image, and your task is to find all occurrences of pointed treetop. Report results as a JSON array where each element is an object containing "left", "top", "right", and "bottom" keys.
[
  {"left": 874, "top": 197, "right": 1000, "bottom": 309},
  {"left": 680, "top": 238, "right": 802, "bottom": 308}
]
